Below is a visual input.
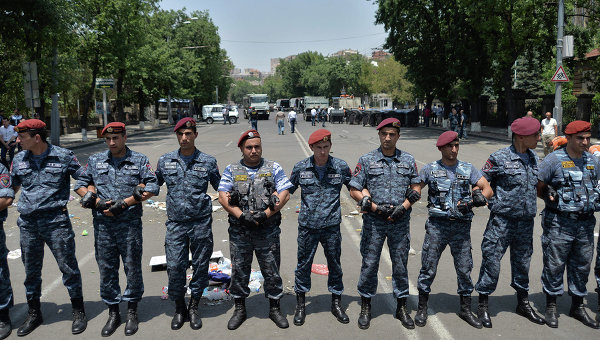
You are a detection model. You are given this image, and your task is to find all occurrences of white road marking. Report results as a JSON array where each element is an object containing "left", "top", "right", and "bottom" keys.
[
  {"left": 342, "top": 130, "right": 349, "bottom": 134},
  {"left": 293, "top": 131, "right": 453, "bottom": 340},
  {"left": 225, "top": 141, "right": 232, "bottom": 147},
  {"left": 152, "top": 142, "right": 166, "bottom": 148}
]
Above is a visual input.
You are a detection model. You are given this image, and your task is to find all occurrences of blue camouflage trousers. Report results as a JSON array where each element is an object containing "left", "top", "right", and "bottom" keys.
[
  {"left": 0, "top": 224, "right": 13, "bottom": 310},
  {"left": 541, "top": 209, "right": 595, "bottom": 297},
  {"left": 18, "top": 210, "right": 83, "bottom": 301},
  {"left": 94, "top": 217, "right": 143, "bottom": 305},
  {"left": 228, "top": 223, "right": 283, "bottom": 299},
  {"left": 294, "top": 225, "right": 343, "bottom": 295},
  {"left": 358, "top": 216, "right": 410, "bottom": 299},
  {"left": 596, "top": 238, "right": 600, "bottom": 293},
  {"left": 476, "top": 214, "right": 534, "bottom": 295},
  {"left": 417, "top": 217, "right": 474, "bottom": 295},
  {"left": 165, "top": 218, "right": 214, "bottom": 300}
]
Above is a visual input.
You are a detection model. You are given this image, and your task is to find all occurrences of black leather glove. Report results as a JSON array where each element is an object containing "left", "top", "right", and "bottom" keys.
[
  {"left": 252, "top": 211, "right": 268, "bottom": 224},
  {"left": 238, "top": 211, "right": 257, "bottom": 228},
  {"left": 406, "top": 189, "right": 421, "bottom": 204},
  {"left": 229, "top": 191, "right": 241, "bottom": 206},
  {"left": 544, "top": 185, "right": 558, "bottom": 202},
  {"left": 376, "top": 204, "right": 395, "bottom": 218},
  {"left": 472, "top": 189, "right": 487, "bottom": 207},
  {"left": 108, "top": 199, "right": 129, "bottom": 216},
  {"left": 457, "top": 200, "right": 473, "bottom": 214},
  {"left": 132, "top": 185, "right": 145, "bottom": 201},
  {"left": 358, "top": 195, "right": 372, "bottom": 212},
  {"left": 80, "top": 191, "right": 97, "bottom": 209},
  {"left": 95, "top": 199, "right": 113, "bottom": 211},
  {"left": 268, "top": 194, "right": 280, "bottom": 210},
  {"left": 390, "top": 205, "right": 407, "bottom": 221}
]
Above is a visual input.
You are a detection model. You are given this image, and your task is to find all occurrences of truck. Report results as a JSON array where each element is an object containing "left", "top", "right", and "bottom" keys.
[
  {"left": 276, "top": 99, "right": 290, "bottom": 111},
  {"left": 242, "top": 94, "right": 270, "bottom": 119},
  {"left": 301, "top": 96, "right": 329, "bottom": 121},
  {"left": 332, "top": 95, "right": 361, "bottom": 110}
]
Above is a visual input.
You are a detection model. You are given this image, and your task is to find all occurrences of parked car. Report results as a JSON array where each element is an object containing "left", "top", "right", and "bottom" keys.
[{"left": 201, "top": 104, "right": 239, "bottom": 124}]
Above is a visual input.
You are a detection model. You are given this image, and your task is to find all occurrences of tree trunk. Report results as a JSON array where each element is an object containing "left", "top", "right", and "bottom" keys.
[
  {"left": 116, "top": 67, "right": 125, "bottom": 122},
  {"left": 81, "top": 52, "right": 99, "bottom": 130}
]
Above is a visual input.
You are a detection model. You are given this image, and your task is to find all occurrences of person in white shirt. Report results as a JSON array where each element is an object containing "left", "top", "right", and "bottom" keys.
[
  {"left": 311, "top": 108, "right": 317, "bottom": 126},
  {"left": 288, "top": 109, "right": 297, "bottom": 133},
  {"left": 0, "top": 118, "right": 17, "bottom": 167},
  {"left": 540, "top": 111, "right": 558, "bottom": 156}
]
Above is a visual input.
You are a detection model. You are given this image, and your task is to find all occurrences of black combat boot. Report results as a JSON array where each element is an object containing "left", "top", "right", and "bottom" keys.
[
  {"left": 227, "top": 298, "right": 247, "bottom": 330},
  {"left": 188, "top": 296, "right": 202, "bottom": 330},
  {"left": 597, "top": 292, "right": 599, "bottom": 323},
  {"left": 515, "top": 291, "right": 544, "bottom": 325},
  {"left": 357, "top": 296, "right": 371, "bottom": 330},
  {"left": 17, "top": 298, "right": 43, "bottom": 336},
  {"left": 101, "top": 304, "right": 120, "bottom": 337},
  {"left": 71, "top": 297, "right": 87, "bottom": 334},
  {"left": 569, "top": 295, "right": 599, "bottom": 329},
  {"left": 268, "top": 298, "right": 289, "bottom": 328},
  {"left": 293, "top": 292, "right": 306, "bottom": 326},
  {"left": 0, "top": 308, "right": 11, "bottom": 340},
  {"left": 331, "top": 294, "right": 349, "bottom": 324},
  {"left": 458, "top": 295, "right": 482, "bottom": 329},
  {"left": 414, "top": 292, "right": 429, "bottom": 327},
  {"left": 171, "top": 298, "right": 187, "bottom": 330},
  {"left": 395, "top": 297, "right": 414, "bottom": 329},
  {"left": 544, "top": 293, "right": 558, "bottom": 328},
  {"left": 477, "top": 294, "right": 492, "bottom": 328},
  {"left": 124, "top": 302, "right": 138, "bottom": 336}
]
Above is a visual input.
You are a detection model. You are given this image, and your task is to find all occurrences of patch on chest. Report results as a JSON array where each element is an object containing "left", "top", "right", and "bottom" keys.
[
  {"left": 504, "top": 161, "right": 520, "bottom": 169},
  {"left": 257, "top": 172, "right": 272, "bottom": 178},
  {"left": 562, "top": 161, "right": 575, "bottom": 168},
  {"left": 234, "top": 175, "right": 248, "bottom": 182},
  {"left": 456, "top": 174, "right": 469, "bottom": 180},
  {"left": 300, "top": 171, "right": 313, "bottom": 179},
  {"left": 328, "top": 173, "right": 341, "bottom": 179},
  {"left": 164, "top": 162, "right": 177, "bottom": 170},
  {"left": 431, "top": 170, "right": 446, "bottom": 178},
  {"left": 193, "top": 165, "right": 207, "bottom": 172},
  {"left": 46, "top": 162, "right": 61, "bottom": 168},
  {"left": 123, "top": 165, "right": 139, "bottom": 171},
  {"left": 96, "top": 163, "right": 109, "bottom": 170}
]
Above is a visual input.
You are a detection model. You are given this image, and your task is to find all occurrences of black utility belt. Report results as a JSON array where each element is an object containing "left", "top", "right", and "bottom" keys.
[{"left": 547, "top": 208, "right": 594, "bottom": 220}]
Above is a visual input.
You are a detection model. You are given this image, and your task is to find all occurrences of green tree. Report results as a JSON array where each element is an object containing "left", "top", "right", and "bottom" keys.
[{"left": 365, "top": 57, "right": 413, "bottom": 105}]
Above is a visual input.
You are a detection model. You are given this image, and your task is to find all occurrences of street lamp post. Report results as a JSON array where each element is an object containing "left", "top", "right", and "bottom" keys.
[{"left": 554, "top": 0, "right": 564, "bottom": 133}]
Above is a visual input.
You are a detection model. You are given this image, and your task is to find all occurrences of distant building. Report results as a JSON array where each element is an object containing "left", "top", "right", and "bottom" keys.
[
  {"left": 371, "top": 50, "right": 391, "bottom": 60},
  {"left": 332, "top": 49, "right": 359, "bottom": 57},
  {"left": 271, "top": 55, "right": 297, "bottom": 74}
]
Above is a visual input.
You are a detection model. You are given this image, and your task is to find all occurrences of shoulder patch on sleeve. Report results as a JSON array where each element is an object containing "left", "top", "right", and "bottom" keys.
[
  {"left": 0, "top": 174, "right": 10, "bottom": 188},
  {"left": 483, "top": 159, "right": 493, "bottom": 171},
  {"left": 353, "top": 163, "right": 362, "bottom": 177}
]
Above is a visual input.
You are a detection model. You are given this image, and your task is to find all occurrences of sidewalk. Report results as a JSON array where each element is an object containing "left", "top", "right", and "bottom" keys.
[
  {"left": 427, "top": 124, "right": 511, "bottom": 143},
  {"left": 58, "top": 123, "right": 172, "bottom": 150}
]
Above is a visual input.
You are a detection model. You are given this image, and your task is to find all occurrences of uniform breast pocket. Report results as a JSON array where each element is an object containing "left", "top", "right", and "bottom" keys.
[
  {"left": 17, "top": 168, "right": 34, "bottom": 186},
  {"left": 96, "top": 169, "right": 110, "bottom": 185},
  {"left": 328, "top": 176, "right": 342, "bottom": 185},
  {"left": 43, "top": 167, "right": 64, "bottom": 184},
  {"left": 190, "top": 171, "right": 209, "bottom": 188},
  {"left": 299, "top": 177, "right": 318, "bottom": 193},
  {"left": 121, "top": 170, "right": 140, "bottom": 186},
  {"left": 163, "top": 169, "right": 179, "bottom": 186}
]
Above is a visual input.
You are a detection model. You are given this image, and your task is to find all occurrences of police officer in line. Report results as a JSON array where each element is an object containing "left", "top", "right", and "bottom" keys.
[
  {"left": 288, "top": 129, "right": 353, "bottom": 326},
  {"left": 475, "top": 117, "right": 545, "bottom": 328},
  {"left": 155, "top": 118, "right": 221, "bottom": 330},
  {"left": 414, "top": 131, "right": 492, "bottom": 329},
  {"left": 75, "top": 122, "right": 159, "bottom": 336},
  {"left": 537, "top": 120, "right": 600, "bottom": 329},
  {"left": 0, "top": 162, "right": 15, "bottom": 339},
  {"left": 10, "top": 119, "right": 87, "bottom": 336},
  {"left": 349, "top": 118, "right": 421, "bottom": 330},
  {"left": 218, "top": 129, "right": 292, "bottom": 330}
]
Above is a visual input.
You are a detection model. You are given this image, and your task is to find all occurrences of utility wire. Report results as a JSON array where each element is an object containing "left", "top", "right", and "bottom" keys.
[{"left": 222, "top": 33, "right": 386, "bottom": 44}]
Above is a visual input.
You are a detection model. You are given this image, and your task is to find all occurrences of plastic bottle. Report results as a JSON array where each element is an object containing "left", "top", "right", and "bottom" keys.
[
  {"left": 250, "top": 270, "right": 263, "bottom": 281},
  {"left": 248, "top": 280, "right": 261, "bottom": 292}
]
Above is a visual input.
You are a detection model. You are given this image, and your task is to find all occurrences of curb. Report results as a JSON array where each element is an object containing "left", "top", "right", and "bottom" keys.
[
  {"left": 425, "top": 125, "right": 510, "bottom": 143},
  {"left": 61, "top": 125, "right": 173, "bottom": 150}
]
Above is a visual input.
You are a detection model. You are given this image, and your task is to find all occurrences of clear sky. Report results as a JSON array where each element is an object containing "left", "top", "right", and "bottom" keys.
[{"left": 159, "top": 0, "right": 387, "bottom": 72}]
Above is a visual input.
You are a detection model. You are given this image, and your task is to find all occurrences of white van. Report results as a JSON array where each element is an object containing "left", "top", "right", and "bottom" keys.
[{"left": 201, "top": 104, "right": 238, "bottom": 124}]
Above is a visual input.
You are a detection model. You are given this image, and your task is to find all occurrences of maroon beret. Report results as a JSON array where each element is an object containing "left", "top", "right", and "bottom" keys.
[
  {"left": 174, "top": 117, "right": 196, "bottom": 132},
  {"left": 237, "top": 129, "right": 260, "bottom": 147},
  {"left": 436, "top": 130, "right": 459, "bottom": 147},
  {"left": 101, "top": 122, "right": 126, "bottom": 135},
  {"left": 15, "top": 119, "right": 46, "bottom": 133},
  {"left": 564, "top": 120, "right": 591, "bottom": 135},
  {"left": 511, "top": 117, "right": 541, "bottom": 136},
  {"left": 376, "top": 118, "right": 401, "bottom": 130},
  {"left": 308, "top": 129, "right": 331, "bottom": 145}
]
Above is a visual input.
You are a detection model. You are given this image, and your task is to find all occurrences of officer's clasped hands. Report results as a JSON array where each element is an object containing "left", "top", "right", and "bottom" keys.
[
  {"left": 358, "top": 195, "right": 372, "bottom": 212},
  {"left": 239, "top": 211, "right": 258, "bottom": 228},
  {"left": 375, "top": 204, "right": 395, "bottom": 218},
  {"left": 406, "top": 189, "right": 420, "bottom": 204},
  {"left": 389, "top": 205, "right": 406, "bottom": 221},
  {"left": 80, "top": 191, "right": 97, "bottom": 209},
  {"left": 107, "top": 199, "right": 128, "bottom": 216},
  {"left": 95, "top": 198, "right": 113, "bottom": 211},
  {"left": 472, "top": 189, "right": 487, "bottom": 207},
  {"left": 457, "top": 200, "right": 473, "bottom": 214}
]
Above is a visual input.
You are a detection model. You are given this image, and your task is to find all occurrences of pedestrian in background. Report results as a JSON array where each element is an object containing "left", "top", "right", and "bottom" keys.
[
  {"left": 349, "top": 118, "right": 421, "bottom": 330},
  {"left": 0, "top": 162, "right": 15, "bottom": 339},
  {"left": 311, "top": 107, "right": 317, "bottom": 126},
  {"left": 540, "top": 112, "right": 557, "bottom": 156},
  {"left": 249, "top": 108, "right": 258, "bottom": 131},
  {"left": 218, "top": 130, "right": 292, "bottom": 330},
  {"left": 424, "top": 106, "right": 431, "bottom": 127},
  {"left": 155, "top": 118, "right": 221, "bottom": 331},
  {"left": 414, "top": 131, "right": 492, "bottom": 329},
  {"left": 275, "top": 110, "right": 285, "bottom": 135},
  {"left": 459, "top": 109, "right": 468, "bottom": 139},
  {"left": 289, "top": 129, "right": 352, "bottom": 326},
  {"left": 318, "top": 107, "right": 327, "bottom": 127},
  {"left": 11, "top": 119, "right": 87, "bottom": 336},
  {"left": 0, "top": 118, "right": 17, "bottom": 168},
  {"left": 288, "top": 109, "right": 297, "bottom": 133},
  {"left": 223, "top": 106, "right": 230, "bottom": 125},
  {"left": 75, "top": 122, "right": 159, "bottom": 336},
  {"left": 450, "top": 108, "right": 459, "bottom": 132},
  {"left": 537, "top": 120, "right": 599, "bottom": 329},
  {"left": 475, "top": 117, "right": 545, "bottom": 328}
]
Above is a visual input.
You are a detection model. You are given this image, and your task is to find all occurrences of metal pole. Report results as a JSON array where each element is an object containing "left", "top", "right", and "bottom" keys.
[
  {"left": 167, "top": 92, "right": 173, "bottom": 125},
  {"left": 553, "top": 0, "right": 564, "bottom": 134},
  {"left": 216, "top": 85, "right": 219, "bottom": 104},
  {"left": 102, "top": 88, "right": 108, "bottom": 126},
  {"left": 51, "top": 48, "right": 60, "bottom": 145}
]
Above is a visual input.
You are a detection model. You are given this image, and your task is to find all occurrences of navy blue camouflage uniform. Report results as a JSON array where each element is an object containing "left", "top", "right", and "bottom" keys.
[
  {"left": 475, "top": 145, "right": 539, "bottom": 295},
  {"left": 156, "top": 149, "right": 220, "bottom": 300},
  {"left": 0, "top": 163, "right": 14, "bottom": 311},
  {"left": 11, "top": 144, "right": 84, "bottom": 301},
  {"left": 537, "top": 148, "right": 600, "bottom": 297},
  {"left": 75, "top": 147, "right": 159, "bottom": 305},
  {"left": 289, "top": 155, "right": 352, "bottom": 295},
  {"left": 418, "top": 160, "right": 481, "bottom": 295},
  {"left": 349, "top": 147, "right": 420, "bottom": 299},
  {"left": 218, "top": 159, "right": 293, "bottom": 299}
]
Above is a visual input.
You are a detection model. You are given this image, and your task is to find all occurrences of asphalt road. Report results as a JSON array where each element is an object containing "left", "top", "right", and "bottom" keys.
[{"left": 3, "top": 118, "right": 599, "bottom": 339}]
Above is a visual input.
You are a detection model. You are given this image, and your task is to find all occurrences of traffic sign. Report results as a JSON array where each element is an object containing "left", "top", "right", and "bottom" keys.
[
  {"left": 95, "top": 78, "right": 115, "bottom": 89},
  {"left": 551, "top": 66, "right": 569, "bottom": 82}
]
